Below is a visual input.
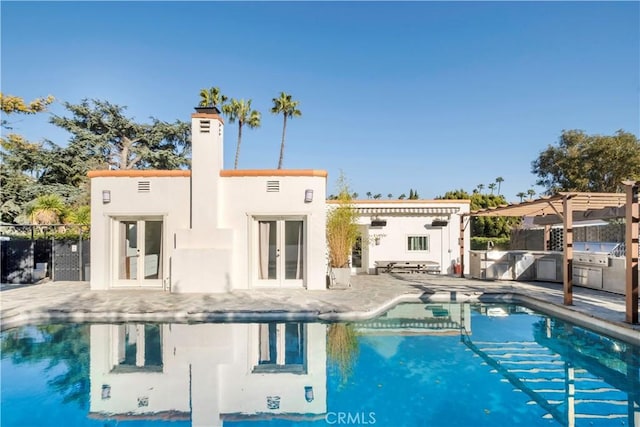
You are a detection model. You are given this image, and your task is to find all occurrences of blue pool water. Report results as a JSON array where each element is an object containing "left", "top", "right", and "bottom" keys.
[{"left": 1, "top": 303, "right": 638, "bottom": 427}]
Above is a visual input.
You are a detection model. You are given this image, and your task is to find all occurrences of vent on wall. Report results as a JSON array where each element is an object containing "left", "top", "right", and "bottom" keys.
[
  {"left": 266, "top": 181, "right": 280, "bottom": 192},
  {"left": 199, "top": 120, "right": 211, "bottom": 133},
  {"left": 138, "top": 181, "right": 151, "bottom": 192}
]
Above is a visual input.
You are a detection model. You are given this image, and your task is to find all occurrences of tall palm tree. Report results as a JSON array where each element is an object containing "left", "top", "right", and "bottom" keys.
[
  {"left": 222, "top": 99, "right": 261, "bottom": 169},
  {"left": 527, "top": 188, "right": 536, "bottom": 200},
  {"left": 271, "top": 92, "right": 301, "bottom": 169},
  {"left": 495, "top": 176, "right": 504, "bottom": 195},
  {"left": 488, "top": 183, "right": 497, "bottom": 194},
  {"left": 199, "top": 87, "right": 227, "bottom": 109},
  {"left": 516, "top": 192, "right": 526, "bottom": 202}
]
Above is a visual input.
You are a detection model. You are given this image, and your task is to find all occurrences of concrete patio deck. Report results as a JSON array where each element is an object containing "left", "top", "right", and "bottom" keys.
[{"left": 1, "top": 274, "right": 638, "bottom": 345}]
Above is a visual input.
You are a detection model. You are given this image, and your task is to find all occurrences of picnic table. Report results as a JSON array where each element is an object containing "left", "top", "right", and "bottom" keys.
[{"left": 375, "top": 260, "right": 441, "bottom": 275}]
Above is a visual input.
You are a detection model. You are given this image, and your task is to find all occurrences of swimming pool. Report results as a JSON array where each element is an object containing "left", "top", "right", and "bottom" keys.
[{"left": 1, "top": 302, "right": 638, "bottom": 426}]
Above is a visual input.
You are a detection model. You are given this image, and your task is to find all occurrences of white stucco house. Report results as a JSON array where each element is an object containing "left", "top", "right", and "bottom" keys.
[
  {"left": 88, "top": 106, "right": 470, "bottom": 293},
  {"left": 346, "top": 200, "right": 470, "bottom": 275},
  {"left": 89, "top": 107, "right": 328, "bottom": 293}
]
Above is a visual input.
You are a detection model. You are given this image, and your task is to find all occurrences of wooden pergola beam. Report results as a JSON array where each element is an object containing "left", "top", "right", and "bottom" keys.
[
  {"left": 563, "top": 195, "right": 574, "bottom": 305},
  {"left": 459, "top": 215, "right": 466, "bottom": 278},
  {"left": 623, "top": 181, "right": 639, "bottom": 324},
  {"left": 466, "top": 190, "right": 637, "bottom": 322}
]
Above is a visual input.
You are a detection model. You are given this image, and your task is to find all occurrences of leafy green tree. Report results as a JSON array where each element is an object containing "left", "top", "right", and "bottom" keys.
[
  {"left": 366, "top": 191, "right": 372, "bottom": 199},
  {"left": 387, "top": 193, "right": 393, "bottom": 199},
  {"left": 0, "top": 94, "right": 81, "bottom": 223},
  {"left": 373, "top": 193, "right": 382, "bottom": 199},
  {"left": 532, "top": 130, "right": 640, "bottom": 194},
  {"left": 398, "top": 193, "right": 406, "bottom": 200},
  {"left": 495, "top": 176, "right": 504, "bottom": 195},
  {"left": 199, "top": 86, "right": 227, "bottom": 108},
  {"left": 222, "top": 98, "right": 261, "bottom": 169},
  {"left": 50, "top": 99, "right": 191, "bottom": 171},
  {"left": 271, "top": 92, "right": 301, "bottom": 169},
  {"left": 408, "top": 189, "right": 419, "bottom": 200},
  {"left": 438, "top": 189, "right": 520, "bottom": 238},
  {"left": 0, "top": 93, "right": 54, "bottom": 129}
]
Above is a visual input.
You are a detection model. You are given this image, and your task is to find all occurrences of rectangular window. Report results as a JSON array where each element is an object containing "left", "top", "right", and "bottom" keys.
[{"left": 407, "top": 235, "right": 429, "bottom": 251}]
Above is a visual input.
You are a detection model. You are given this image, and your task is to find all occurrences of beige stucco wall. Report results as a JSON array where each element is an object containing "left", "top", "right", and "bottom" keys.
[{"left": 89, "top": 175, "right": 190, "bottom": 290}]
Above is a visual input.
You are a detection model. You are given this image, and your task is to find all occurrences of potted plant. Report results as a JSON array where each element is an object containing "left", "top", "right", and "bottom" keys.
[{"left": 326, "top": 174, "right": 360, "bottom": 288}]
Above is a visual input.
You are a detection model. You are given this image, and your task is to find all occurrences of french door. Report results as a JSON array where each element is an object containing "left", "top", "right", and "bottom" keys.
[
  {"left": 252, "top": 323, "right": 306, "bottom": 373},
  {"left": 255, "top": 218, "right": 305, "bottom": 288},
  {"left": 113, "top": 218, "right": 163, "bottom": 288}
]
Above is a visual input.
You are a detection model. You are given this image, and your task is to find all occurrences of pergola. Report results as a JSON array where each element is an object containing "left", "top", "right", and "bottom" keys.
[{"left": 460, "top": 182, "right": 639, "bottom": 324}]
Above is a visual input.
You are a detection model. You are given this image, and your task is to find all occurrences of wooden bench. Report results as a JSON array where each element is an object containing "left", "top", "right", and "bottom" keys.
[{"left": 375, "top": 261, "right": 441, "bottom": 275}]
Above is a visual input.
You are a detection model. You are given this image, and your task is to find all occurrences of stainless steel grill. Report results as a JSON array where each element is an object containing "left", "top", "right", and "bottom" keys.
[{"left": 572, "top": 242, "right": 624, "bottom": 290}]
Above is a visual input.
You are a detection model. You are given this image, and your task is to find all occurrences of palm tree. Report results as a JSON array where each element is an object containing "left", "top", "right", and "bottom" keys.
[
  {"left": 271, "top": 92, "right": 301, "bottom": 169},
  {"left": 527, "top": 188, "right": 536, "bottom": 200},
  {"left": 199, "top": 87, "right": 227, "bottom": 109},
  {"left": 488, "top": 183, "right": 497, "bottom": 194},
  {"left": 366, "top": 192, "right": 372, "bottom": 199},
  {"left": 495, "top": 176, "right": 504, "bottom": 195},
  {"left": 477, "top": 184, "right": 485, "bottom": 194},
  {"left": 222, "top": 99, "right": 261, "bottom": 169},
  {"left": 26, "top": 194, "right": 67, "bottom": 224},
  {"left": 66, "top": 205, "right": 91, "bottom": 235},
  {"left": 516, "top": 192, "right": 526, "bottom": 202}
]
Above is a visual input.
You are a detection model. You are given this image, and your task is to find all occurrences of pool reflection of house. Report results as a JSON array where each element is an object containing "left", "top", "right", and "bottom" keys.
[
  {"left": 354, "top": 303, "right": 472, "bottom": 335},
  {"left": 88, "top": 106, "right": 471, "bottom": 293},
  {"left": 89, "top": 322, "right": 327, "bottom": 426}
]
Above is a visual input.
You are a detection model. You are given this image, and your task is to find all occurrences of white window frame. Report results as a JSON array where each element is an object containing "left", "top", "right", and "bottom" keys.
[{"left": 407, "top": 235, "right": 429, "bottom": 252}]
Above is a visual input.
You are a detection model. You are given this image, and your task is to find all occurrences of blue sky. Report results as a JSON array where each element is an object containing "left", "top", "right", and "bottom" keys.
[{"left": 2, "top": 1, "right": 638, "bottom": 201}]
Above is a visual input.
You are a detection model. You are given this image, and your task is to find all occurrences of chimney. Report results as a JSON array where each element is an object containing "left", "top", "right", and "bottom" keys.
[{"left": 190, "top": 106, "right": 224, "bottom": 230}]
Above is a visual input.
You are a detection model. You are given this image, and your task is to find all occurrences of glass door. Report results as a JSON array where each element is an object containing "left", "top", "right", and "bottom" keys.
[
  {"left": 114, "top": 218, "right": 163, "bottom": 288},
  {"left": 256, "top": 218, "right": 305, "bottom": 287}
]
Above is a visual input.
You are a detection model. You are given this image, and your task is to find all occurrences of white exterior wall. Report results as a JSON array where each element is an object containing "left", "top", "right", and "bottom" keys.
[
  {"left": 350, "top": 201, "right": 471, "bottom": 275},
  {"left": 220, "top": 174, "right": 327, "bottom": 290},
  {"left": 89, "top": 175, "right": 190, "bottom": 290}
]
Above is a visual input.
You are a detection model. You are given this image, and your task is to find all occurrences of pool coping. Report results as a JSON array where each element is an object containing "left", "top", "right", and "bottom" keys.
[{"left": 2, "top": 286, "right": 638, "bottom": 346}]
